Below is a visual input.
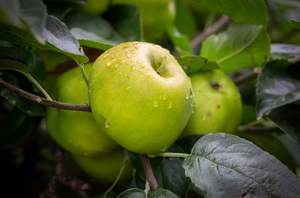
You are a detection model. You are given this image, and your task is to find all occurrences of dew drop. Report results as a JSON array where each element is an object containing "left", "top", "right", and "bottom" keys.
[
  {"left": 122, "top": 46, "right": 127, "bottom": 50},
  {"left": 119, "top": 70, "right": 123, "bottom": 75},
  {"left": 105, "top": 121, "right": 109, "bottom": 128},
  {"left": 126, "top": 86, "right": 131, "bottom": 90},
  {"left": 163, "top": 94, "right": 167, "bottom": 100},
  {"left": 131, "top": 66, "right": 136, "bottom": 72},
  {"left": 146, "top": 74, "right": 150, "bottom": 78},
  {"left": 126, "top": 54, "right": 131, "bottom": 58},
  {"left": 106, "top": 59, "right": 116, "bottom": 67},
  {"left": 146, "top": 67, "right": 151, "bottom": 71},
  {"left": 186, "top": 93, "right": 189, "bottom": 99},
  {"left": 124, "top": 72, "right": 128, "bottom": 77},
  {"left": 114, "top": 63, "right": 119, "bottom": 68},
  {"left": 168, "top": 102, "right": 172, "bottom": 109},
  {"left": 103, "top": 53, "right": 110, "bottom": 58},
  {"left": 133, "top": 76, "right": 138, "bottom": 80},
  {"left": 139, "top": 70, "right": 143, "bottom": 74},
  {"left": 153, "top": 101, "right": 159, "bottom": 107},
  {"left": 131, "top": 50, "right": 137, "bottom": 54},
  {"left": 120, "top": 60, "right": 125, "bottom": 65},
  {"left": 141, "top": 64, "right": 146, "bottom": 68},
  {"left": 161, "top": 85, "right": 166, "bottom": 90}
]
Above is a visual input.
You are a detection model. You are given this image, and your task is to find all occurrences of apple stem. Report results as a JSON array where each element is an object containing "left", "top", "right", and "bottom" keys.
[
  {"left": 103, "top": 163, "right": 127, "bottom": 198},
  {"left": 238, "top": 119, "right": 266, "bottom": 133},
  {"left": 148, "top": 153, "right": 189, "bottom": 158},
  {"left": 76, "top": 61, "right": 89, "bottom": 87}
]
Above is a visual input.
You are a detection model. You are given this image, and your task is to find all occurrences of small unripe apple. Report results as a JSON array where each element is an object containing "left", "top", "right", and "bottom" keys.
[
  {"left": 72, "top": 147, "right": 133, "bottom": 183},
  {"left": 75, "top": 0, "right": 110, "bottom": 16},
  {"left": 89, "top": 41, "right": 193, "bottom": 154},
  {"left": 46, "top": 63, "right": 118, "bottom": 157},
  {"left": 180, "top": 70, "right": 242, "bottom": 138}
]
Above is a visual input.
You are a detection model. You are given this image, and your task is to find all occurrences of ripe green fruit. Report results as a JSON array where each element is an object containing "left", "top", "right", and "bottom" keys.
[
  {"left": 72, "top": 147, "right": 133, "bottom": 183},
  {"left": 180, "top": 70, "right": 242, "bottom": 138},
  {"left": 112, "top": 0, "right": 176, "bottom": 40},
  {"left": 75, "top": 0, "right": 110, "bottom": 16},
  {"left": 89, "top": 42, "right": 193, "bottom": 154},
  {"left": 46, "top": 63, "right": 118, "bottom": 157}
]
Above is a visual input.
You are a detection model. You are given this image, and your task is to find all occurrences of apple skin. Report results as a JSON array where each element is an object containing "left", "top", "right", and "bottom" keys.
[
  {"left": 111, "top": 0, "right": 176, "bottom": 40},
  {"left": 72, "top": 147, "right": 133, "bottom": 184},
  {"left": 76, "top": 0, "right": 110, "bottom": 16},
  {"left": 46, "top": 63, "right": 118, "bottom": 157},
  {"left": 180, "top": 70, "right": 242, "bottom": 139},
  {"left": 89, "top": 41, "right": 193, "bottom": 154}
]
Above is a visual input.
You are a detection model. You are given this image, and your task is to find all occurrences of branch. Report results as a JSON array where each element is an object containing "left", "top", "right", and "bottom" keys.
[
  {"left": 190, "top": 15, "right": 230, "bottom": 48},
  {"left": 0, "top": 77, "right": 91, "bottom": 112},
  {"left": 140, "top": 154, "right": 159, "bottom": 190},
  {"left": 45, "top": 146, "right": 92, "bottom": 198},
  {"left": 241, "top": 126, "right": 283, "bottom": 134}
]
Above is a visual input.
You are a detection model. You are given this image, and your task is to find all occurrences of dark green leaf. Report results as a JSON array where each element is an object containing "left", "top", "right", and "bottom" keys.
[
  {"left": 161, "top": 145, "right": 191, "bottom": 198},
  {"left": 46, "top": 3, "right": 75, "bottom": 20},
  {"left": 128, "top": 151, "right": 163, "bottom": 181},
  {"left": 19, "top": 0, "right": 47, "bottom": 43},
  {"left": 201, "top": 24, "right": 270, "bottom": 71},
  {"left": 256, "top": 60, "right": 300, "bottom": 119},
  {"left": 176, "top": 134, "right": 203, "bottom": 154},
  {"left": 92, "top": 192, "right": 118, "bottom": 198},
  {"left": 148, "top": 188, "right": 180, "bottom": 198},
  {"left": 176, "top": 55, "right": 218, "bottom": 74},
  {"left": 64, "top": 13, "right": 124, "bottom": 50},
  {"left": 0, "top": 107, "right": 36, "bottom": 149},
  {"left": 105, "top": 5, "right": 142, "bottom": 42},
  {"left": 118, "top": 188, "right": 146, "bottom": 198},
  {"left": 0, "top": 0, "right": 20, "bottom": 25},
  {"left": 271, "top": 44, "right": 300, "bottom": 57},
  {"left": 0, "top": 73, "right": 45, "bottom": 116},
  {"left": 191, "top": 0, "right": 268, "bottom": 27},
  {"left": 240, "top": 105, "right": 257, "bottom": 125},
  {"left": 0, "top": 40, "right": 27, "bottom": 64},
  {"left": 43, "top": 0, "right": 87, "bottom": 4},
  {"left": 268, "top": 104, "right": 300, "bottom": 145},
  {"left": 183, "top": 133, "right": 300, "bottom": 198},
  {"left": 0, "top": 59, "right": 29, "bottom": 75},
  {"left": 290, "top": 19, "right": 300, "bottom": 30},
  {"left": 0, "top": 15, "right": 88, "bottom": 64},
  {"left": 167, "top": 26, "right": 192, "bottom": 55}
]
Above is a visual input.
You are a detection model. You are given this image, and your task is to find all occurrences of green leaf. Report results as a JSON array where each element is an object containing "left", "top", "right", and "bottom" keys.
[
  {"left": 118, "top": 188, "right": 146, "bottom": 198},
  {"left": 0, "top": 15, "right": 88, "bottom": 64},
  {"left": 46, "top": 3, "right": 75, "bottom": 20},
  {"left": 128, "top": 151, "right": 163, "bottom": 181},
  {"left": 183, "top": 133, "right": 300, "bottom": 198},
  {"left": 176, "top": 134, "right": 204, "bottom": 154},
  {"left": 256, "top": 60, "right": 300, "bottom": 119},
  {"left": 241, "top": 105, "right": 257, "bottom": 125},
  {"left": 268, "top": 104, "right": 300, "bottom": 146},
  {"left": 0, "top": 107, "right": 35, "bottom": 149},
  {"left": 167, "top": 26, "right": 192, "bottom": 55},
  {"left": 64, "top": 13, "right": 124, "bottom": 51},
  {"left": 0, "top": 0, "right": 20, "bottom": 25},
  {"left": 105, "top": 5, "right": 142, "bottom": 42},
  {"left": 176, "top": 55, "right": 219, "bottom": 74},
  {"left": 201, "top": 23, "right": 270, "bottom": 71},
  {"left": 191, "top": 0, "right": 268, "bottom": 27},
  {"left": 19, "top": 0, "right": 47, "bottom": 44},
  {"left": 92, "top": 192, "right": 118, "bottom": 198},
  {"left": 290, "top": 19, "right": 300, "bottom": 30},
  {"left": 0, "top": 59, "right": 29, "bottom": 76},
  {"left": 161, "top": 145, "right": 191, "bottom": 198},
  {"left": 148, "top": 189, "right": 180, "bottom": 198},
  {"left": 0, "top": 40, "right": 27, "bottom": 64}
]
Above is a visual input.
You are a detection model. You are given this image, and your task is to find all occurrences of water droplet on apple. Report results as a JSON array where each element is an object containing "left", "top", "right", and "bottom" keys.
[
  {"left": 126, "top": 86, "right": 131, "bottom": 91},
  {"left": 153, "top": 101, "right": 159, "bottom": 107},
  {"left": 103, "top": 53, "right": 110, "bottom": 59},
  {"left": 119, "top": 70, "right": 123, "bottom": 75},
  {"left": 131, "top": 66, "right": 136, "bottom": 72},
  {"left": 146, "top": 74, "right": 150, "bottom": 78},
  {"left": 126, "top": 54, "right": 131, "bottom": 58},
  {"left": 131, "top": 50, "right": 137, "bottom": 54},
  {"left": 161, "top": 85, "right": 166, "bottom": 90},
  {"left": 120, "top": 60, "right": 125, "bottom": 65},
  {"left": 114, "top": 63, "right": 119, "bottom": 68},
  {"left": 163, "top": 94, "right": 167, "bottom": 100},
  {"left": 186, "top": 93, "right": 189, "bottom": 99},
  {"left": 139, "top": 70, "right": 143, "bottom": 74},
  {"left": 133, "top": 76, "right": 138, "bottom": 80},
  {"left": 168, "top": 102, "right": 172, "bottom": 109},
  {"left": 124, "top": 72, "right": 128, "bottom": 77},
  {"left": 140, "top": 64, "right": 146, "bottom": 68},
  {"left": 122, "top": 46, "right": 127, "bottom": 50},
  {"left": 105, "top": 121, "right": 109, "bottom": 128},
  {"left": 146, "top": 67, "right": 151, "bottom": 71}
]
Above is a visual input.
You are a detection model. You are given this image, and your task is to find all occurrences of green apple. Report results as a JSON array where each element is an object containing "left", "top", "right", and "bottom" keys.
[
  {"left": 180, "top": 70, "right": 242, "bottom": 138},
  {"left": 46, "top": 63, "right": 118, "bottom": 157},
  {"left": 111, "top": 0, "right": 176, "bottom": 40},
  {"left": 75, "top": 0, "right": 110, "bottom": 16},
  {"left": 89, "top": 41, "right": 193, "bottom": 154},
  {"left": 72, "top": 147, "right": 133, "bottom": 183}
]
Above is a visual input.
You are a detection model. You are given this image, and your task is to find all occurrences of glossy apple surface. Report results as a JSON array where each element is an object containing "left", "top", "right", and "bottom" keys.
[
  {"left": 180, "top": 70, "right": 242, "bottom": 138},
  {"left": 112, "top": 0, "right": 176, "bottom": 40},
  {"left": 46, "top": 63, "right": 118, "bottom": 157},
  {"left": 89, "top": 42, "right": 193, "bottom": 154},
  {"left": 72, "top": 147, "right": 133, "bottom": 183},
  {"left": 76, "top": 0, "right": 110, "bottom": 16}
]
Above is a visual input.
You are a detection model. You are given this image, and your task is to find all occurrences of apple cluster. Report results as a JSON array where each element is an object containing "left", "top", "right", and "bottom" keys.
[{"left": 46, "top": 41, "right": 242, "bottom": 184}]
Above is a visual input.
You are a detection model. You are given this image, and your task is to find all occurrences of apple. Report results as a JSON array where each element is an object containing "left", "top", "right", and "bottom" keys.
[
  {"left": 72, "top": 147, "right": 133, "bottom": 183},
  {"left": 75, "top": 0, "right": 110, "bottom": 16},
  {"left": 180, "top": 70, "right": 242, "bottom": 139},
  {"left": 46, "top": 62, "right": 118, "bottom": 157},
  {"left": 111, "top": 0, "right": 176, "bottom": 40},
  {"left": 89, "top": 41, "right": 193, "bottom": 154}
]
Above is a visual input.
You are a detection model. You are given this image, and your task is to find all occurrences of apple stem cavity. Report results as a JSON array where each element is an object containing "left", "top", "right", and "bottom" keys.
[{"left": 211, "top": 82, "right": 221, "bottom": 90}]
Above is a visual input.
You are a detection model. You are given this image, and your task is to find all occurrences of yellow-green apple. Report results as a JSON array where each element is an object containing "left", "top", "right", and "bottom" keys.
[
  {"left": 89, "top": 41, "right": 193, "bottom": 154},
  {"left": 46, "top": 63, "right": 118, "bottom": 157},
  {"left": 72, "top": 147, "right": 133, "bottom": 183},
  {"left": 180, "top": 70, "right": 242, "bottom": 138},
  {"left": 75, "top": 0, "right": 110, "bottom": 16},
  {"left": 111, "top": 0, "right": 176, "bottom": 40}
]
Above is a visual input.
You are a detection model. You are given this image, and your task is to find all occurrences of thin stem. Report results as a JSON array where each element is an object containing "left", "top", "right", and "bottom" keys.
[
  {"left": 148, "top": 153, "right": 189, "bottom": 158},
  {"left": 190, "top": 15, "right": 230, "bottom": 48},
  {"left": 238, "top": 119, "right": 265, "bottom": 133},
  {"left": 76, "top": 60, "right": 89, "bottom": 87},
  {"left": 140, "top": 154, "right": 159, "bottom": 190},
  {"left": 0, "top": 77, "right": 91, "bottom": 112},
  {"left": 233, "top": 69, "right": 260, "bottom": 86},
  {"left": 103, "top": 163, "right": 127, "bottom": 198},
  {"left": 27, "top": 74, "right": 52, "bottom": 100}
]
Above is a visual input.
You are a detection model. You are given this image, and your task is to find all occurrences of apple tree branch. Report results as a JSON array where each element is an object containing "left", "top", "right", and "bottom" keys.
[{"left": 140, "top": 154, "right": 159, "bottom": 190}]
